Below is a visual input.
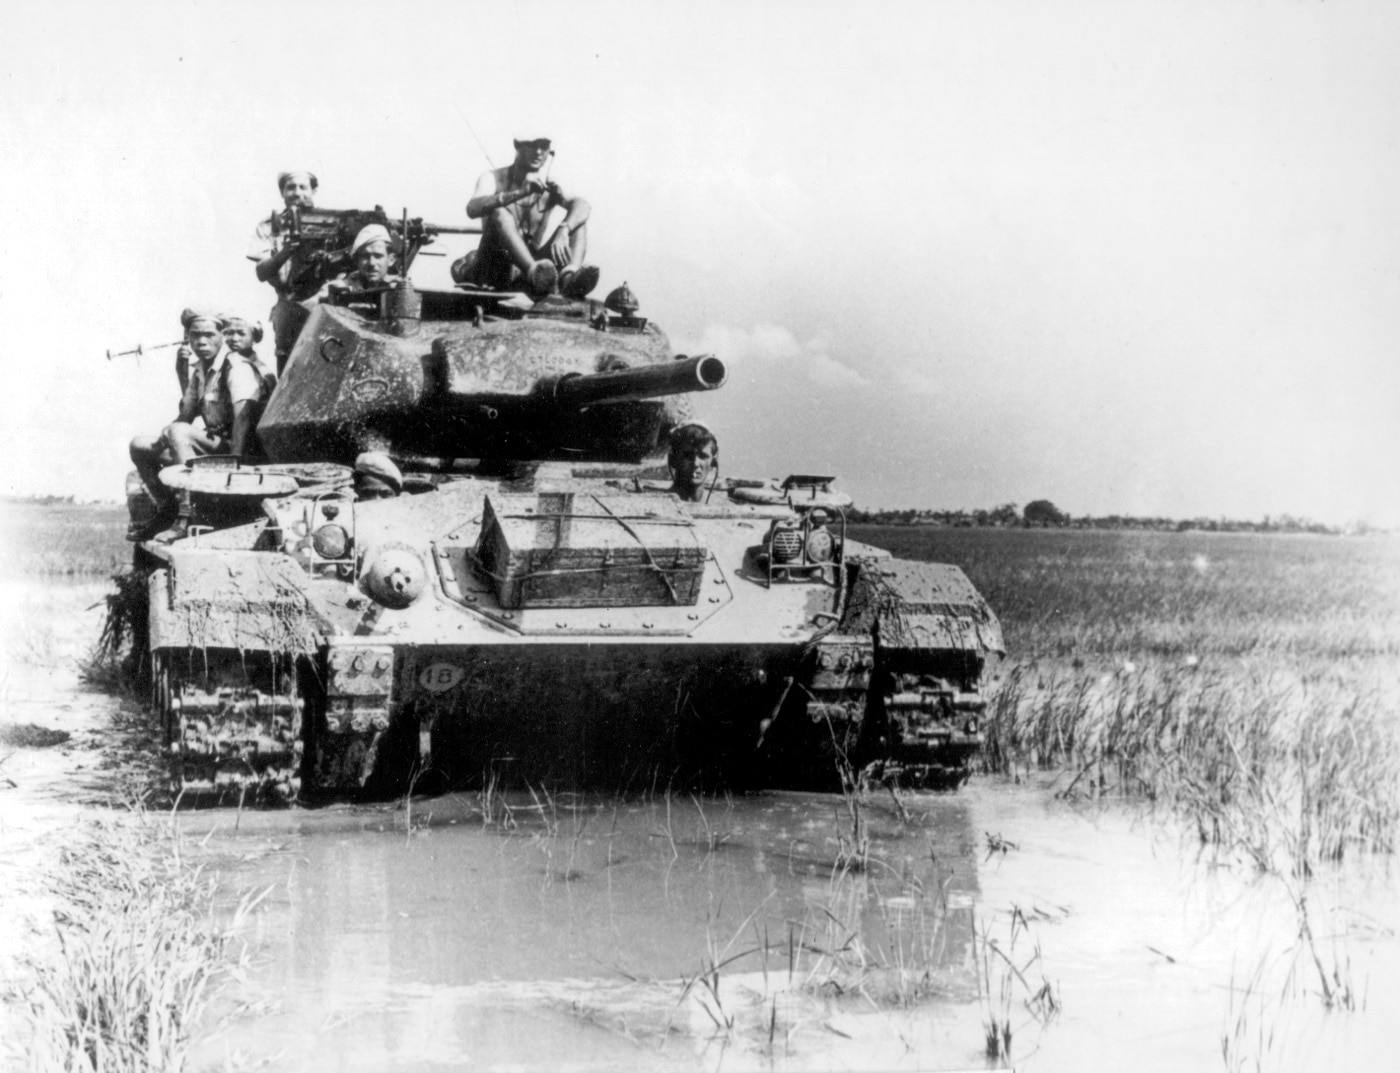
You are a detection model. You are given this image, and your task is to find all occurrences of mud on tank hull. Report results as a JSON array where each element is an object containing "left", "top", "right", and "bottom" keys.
[{"left": 131, "top": 475, "right": 1002, "bottom": 804}]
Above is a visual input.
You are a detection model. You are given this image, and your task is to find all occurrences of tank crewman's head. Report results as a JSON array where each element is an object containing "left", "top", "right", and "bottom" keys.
[
  {"left": 221, "top": 316, "right": 263, "bottom": 355},
  {"left": 277, "top": 171, "right": 318, "bottom": 210},
  {"left": 180, "top": 309, "right": 227, "bottom": 362},
  {"left": 351, "top": 224, "right": 393, "bottom": 286},
  {"left": 668, "top": 421, "right": 718, "bottom": 501},
  {"left": 354, "top": 451, "right": 402, "bottom": 500},
  {"left": 512, "top": 136, "right": 552, "bottom": 172}
]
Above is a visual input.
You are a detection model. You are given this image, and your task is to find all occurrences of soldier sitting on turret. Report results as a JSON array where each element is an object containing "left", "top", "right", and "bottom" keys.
[
  {"left": 668, "top": 422, "right": 718, "bottom": 503},
  {"left": 457, "top": 135, "right": 600, "bottom": 299},
  {"left": 127, "top": 310, "right": 273, "bottom": 539}
]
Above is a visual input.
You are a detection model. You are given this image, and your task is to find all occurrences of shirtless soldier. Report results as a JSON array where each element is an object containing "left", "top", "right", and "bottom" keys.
[{"left": 460, "top": 136, "right": 600, "bottom": 299}]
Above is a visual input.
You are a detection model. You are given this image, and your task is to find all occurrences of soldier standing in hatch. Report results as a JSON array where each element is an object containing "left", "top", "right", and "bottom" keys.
[
  {"left": 459, "top": 136, "right": 600, "bottom": 299},
  {"left": 248, "top": 170, "right": 323, "bottom": 373}
]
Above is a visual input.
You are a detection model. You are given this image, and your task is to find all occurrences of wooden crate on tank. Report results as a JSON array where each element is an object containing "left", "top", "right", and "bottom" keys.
[{"left": 472, "top": 492, "right": 706, "bottom": 609}]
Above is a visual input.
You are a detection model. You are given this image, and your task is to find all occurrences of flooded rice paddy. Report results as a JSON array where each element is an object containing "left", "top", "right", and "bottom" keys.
[{"left": 3, "top": 574, "right": 1399, "bottom": 1071}]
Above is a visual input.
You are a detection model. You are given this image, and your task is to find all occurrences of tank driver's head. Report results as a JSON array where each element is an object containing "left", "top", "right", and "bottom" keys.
[{"left": 668, "top": 422, "right": 718, "bottom": 502}]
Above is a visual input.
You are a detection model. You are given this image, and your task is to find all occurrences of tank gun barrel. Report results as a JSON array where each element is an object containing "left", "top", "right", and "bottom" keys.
[{"left": 546, "top": 354, "right": 727, "bottom": 408}]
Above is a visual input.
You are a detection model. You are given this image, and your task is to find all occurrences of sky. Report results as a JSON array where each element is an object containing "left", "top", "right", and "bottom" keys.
[{"left": 1, "top": 0, "right": 1397, "bottom": 525}]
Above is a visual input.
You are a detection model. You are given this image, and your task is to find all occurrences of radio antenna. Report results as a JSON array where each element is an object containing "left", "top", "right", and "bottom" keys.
[{"left": 460, "top": 110, "right": 495, "bottom": 168}]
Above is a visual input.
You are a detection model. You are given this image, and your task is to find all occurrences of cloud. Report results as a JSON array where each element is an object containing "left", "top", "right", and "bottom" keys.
[{"left": 677, "top": 323, "right": 868, "bottom": 388}]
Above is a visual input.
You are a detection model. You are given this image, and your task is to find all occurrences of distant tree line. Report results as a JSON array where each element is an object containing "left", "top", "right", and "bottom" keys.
[
  {"left": 1, "top": 494, "right": 79, "bottom": 505},
  {"left": 846, "top": 499, "right": 1349, "bottom": 535}
]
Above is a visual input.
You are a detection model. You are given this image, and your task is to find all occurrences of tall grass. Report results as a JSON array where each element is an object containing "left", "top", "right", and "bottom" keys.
[
  {"left": 15, "top": 802, "right": 265, "bottom": 1072},
  {"left": 0, "top": 500, "right": 129, "bottom": 580}
]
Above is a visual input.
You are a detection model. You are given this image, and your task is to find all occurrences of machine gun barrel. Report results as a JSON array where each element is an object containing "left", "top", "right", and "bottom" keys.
[{"left": 548, "top": 354, "right": 727, "bottom": 408}]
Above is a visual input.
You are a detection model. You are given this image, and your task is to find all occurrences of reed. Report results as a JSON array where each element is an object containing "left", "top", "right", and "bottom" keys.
[{"left": 16, "top": 801, "right": 266, "bottom": 1073}]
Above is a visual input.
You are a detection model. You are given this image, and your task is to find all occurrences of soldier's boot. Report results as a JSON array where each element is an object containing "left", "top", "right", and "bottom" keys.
[
  {"left": 523, "top": 260, "right": 558, "bottom": 297},
  {"left": 151, "top": 493, "right": 193, "bottom": 545},
  {"left": 450, "top": 250, "right": 479, "bottom": 285},
  {"left": 560, "top": 264, "right": 600, "bottom": 299}
]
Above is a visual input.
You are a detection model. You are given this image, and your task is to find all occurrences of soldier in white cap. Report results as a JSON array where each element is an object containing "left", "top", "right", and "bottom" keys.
[
  {"left": 318, "top": 224, "right": 399, "bottom": 313},
  {"left": 461, "top": 135, "right": 600, "bottom": 299},
  {"left": 247, "top": 170, "right": 322, "bottom": 372},
  {"left": 667, "top": 421, "right": 719, "bottom": 502}
]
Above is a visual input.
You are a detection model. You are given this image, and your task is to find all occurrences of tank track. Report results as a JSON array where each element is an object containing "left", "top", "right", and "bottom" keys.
[{"left": 154, "top": 651, "right": 303, "bottom": 803}]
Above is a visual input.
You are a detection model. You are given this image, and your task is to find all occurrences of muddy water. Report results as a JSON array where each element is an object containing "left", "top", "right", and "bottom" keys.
[{"left": 3, "top": 581, "right": 1399, "bottom": 1072}]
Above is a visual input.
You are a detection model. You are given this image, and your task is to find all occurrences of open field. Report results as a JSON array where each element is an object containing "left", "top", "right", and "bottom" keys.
[
  {"left": 853, "top": 525, "right": 1400, "bottom": 882},
  {"left": 0, "top": 500, "right": 128, "bottom": 580},
  {"left": 848, "top": 525, "right": 1400, "bottom": 660}
]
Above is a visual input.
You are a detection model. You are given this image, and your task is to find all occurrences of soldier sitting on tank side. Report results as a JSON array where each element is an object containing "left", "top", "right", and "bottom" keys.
[
  {"left": 128, "top": 311, "right": 272, "bottom": 538},
  {"left": 248, "top": 170, "right": 323, "bottom": 374},
  {"left": 456, "top": 135, "right": 600, "bottom": 299},
  {"left": 668, "top": 422, "right": 718, "bottom": 503}
]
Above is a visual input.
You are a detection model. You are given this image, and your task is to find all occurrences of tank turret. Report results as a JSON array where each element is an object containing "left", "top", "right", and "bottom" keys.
[{"left": 257, "top": 251, "right": 724, "bottom": 467}]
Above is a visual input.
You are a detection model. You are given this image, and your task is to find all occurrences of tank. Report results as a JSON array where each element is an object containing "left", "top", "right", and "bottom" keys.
[{"left": 124, "top": 215, "right": 1004, "bottom": 802}]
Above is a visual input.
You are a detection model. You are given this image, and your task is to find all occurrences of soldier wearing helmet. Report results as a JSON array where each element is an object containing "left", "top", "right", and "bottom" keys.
[
  {"left": 668, "top": 422, "right": 718, "bottom": 502},
  {"left": 459, "top": 135, "right": 600, "bottom": 299},
  {"left": 247, "top": 170, "right": 323, "bottom": 372}
]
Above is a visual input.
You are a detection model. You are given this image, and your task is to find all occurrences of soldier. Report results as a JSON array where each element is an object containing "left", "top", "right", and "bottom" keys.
[
  {"left": 353, "top": 451, "right": 402, "bottom": 500},
  {"left": 668, "top": 422, "right": 718, "bottom": 502},
  {"left": 317, "top": 224, "right": 398, "bottom": 315},
  {"left": 248, "top": 170, "right": 322, "bottom": 372},
  {"left": 128, "top": 310, "right": 271, "bottom": 538},
  {"left": 339, "top": 224, "right": 396, "bottom": 290},
  {"left": 221, "top": 315, "right": 278, "bottom": 418},
  {"left": 460, "top": 135, "right": 600, "bottom": 299}
]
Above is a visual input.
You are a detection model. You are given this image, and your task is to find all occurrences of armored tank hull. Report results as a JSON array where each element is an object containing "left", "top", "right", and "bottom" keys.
[{"left": 127, "top": 276, "right": 1002, "bottom": 801}]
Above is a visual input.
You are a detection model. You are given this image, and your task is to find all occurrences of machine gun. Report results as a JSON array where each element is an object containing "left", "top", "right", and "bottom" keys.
[{"left": 270, "top": 205, "right": 480, "bottom": 289}]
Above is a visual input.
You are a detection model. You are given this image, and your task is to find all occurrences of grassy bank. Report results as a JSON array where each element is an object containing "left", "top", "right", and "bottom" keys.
[{"left": 12, "top": 804, "right": 261, "bottom": 1073}]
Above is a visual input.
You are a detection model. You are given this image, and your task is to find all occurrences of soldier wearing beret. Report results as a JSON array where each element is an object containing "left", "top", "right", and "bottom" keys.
[
  {"left": 353, "top": 451, "right": 402, "bottom": 500},
  {"left": 247, "top": 170, "right": 322, "bottom": 372},
  {"left": 128, "top": 310, "right": 273, "bottom": 538},
  {"left": 460, "top": 135, "right": 600, "bottom": 299}
]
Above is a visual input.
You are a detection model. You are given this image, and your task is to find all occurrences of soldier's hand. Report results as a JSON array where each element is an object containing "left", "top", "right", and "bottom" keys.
[
  {"left": 523, "top": 176, "right": 546, "bottom": 197},
  {"left": 176, "top": 344, "right": 193, "bottom": 363}
]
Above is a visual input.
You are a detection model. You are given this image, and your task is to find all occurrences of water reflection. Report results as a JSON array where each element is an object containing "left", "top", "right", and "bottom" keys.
[{"left": 195, "top": 791, "right": 986, "bottom": 1070}]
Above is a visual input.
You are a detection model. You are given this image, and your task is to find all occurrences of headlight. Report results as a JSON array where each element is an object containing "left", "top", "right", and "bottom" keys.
[{"left": 312, "top": 523, "right": 350, "bottom": 560}]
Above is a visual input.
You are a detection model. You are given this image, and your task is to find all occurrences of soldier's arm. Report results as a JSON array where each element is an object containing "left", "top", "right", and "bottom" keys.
[
  {"left": 551, "top": 186, "right": 591, "bottom": 234},
  {"left": 467, "top": 170, "right": 540, "bottom": 219},
  {"left": 175, "top": 378, "right": 199, "bottom": 424},
  {"left": 255, "top": 243, "right": 299, "bottom": 284},
  {"left": 229, "top": 400, "right": 257, "bottom": 458}
]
